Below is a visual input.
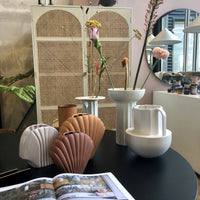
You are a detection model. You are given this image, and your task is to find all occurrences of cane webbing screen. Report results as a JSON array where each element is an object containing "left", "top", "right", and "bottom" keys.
[
  {"left": 31, "top": 5, "right": 132, "bottom": 129},
  {"left": 37, "top": 41, "right": 83, "bottom": 73},
  {"left": 91, "top": 11, "right": 129, "bottom": 38},
  {"left": 36, "top": 9, "right": 81, "bottom": 37}
]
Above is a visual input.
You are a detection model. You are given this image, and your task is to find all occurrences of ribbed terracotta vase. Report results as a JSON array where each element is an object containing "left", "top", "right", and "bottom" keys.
[
  {"left": 58, "top": 104, "right": 77, "bottom": 127},
  {"left": 50, "top": 132, "right": 94, "bottom": 173},
  {"left": 59, "top": 113, "right": 105, "bottom": 158}
]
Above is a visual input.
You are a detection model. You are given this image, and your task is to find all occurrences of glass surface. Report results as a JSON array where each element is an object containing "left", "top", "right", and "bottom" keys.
[
  {"left": 172, "top": 21, "right": 184, "bottom": 73},
  {"left": 186, "top": 33, "right": 194, "bottom": 71}
]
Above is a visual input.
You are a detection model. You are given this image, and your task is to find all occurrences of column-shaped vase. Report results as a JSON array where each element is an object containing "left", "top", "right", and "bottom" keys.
[
  {"left": 75, "top": 96, "right": 105, "bottom": 117},
  {"left": 108, "top": 88, "right": 145, "bottom": 146}
]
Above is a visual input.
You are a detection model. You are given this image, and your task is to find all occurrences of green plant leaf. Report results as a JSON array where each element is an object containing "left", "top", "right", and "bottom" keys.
[{"left": 0, "top": 85, "right": 35, "bottom": 103}]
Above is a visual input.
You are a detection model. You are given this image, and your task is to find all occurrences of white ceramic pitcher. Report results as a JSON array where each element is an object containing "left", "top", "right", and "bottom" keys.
[{"left": 134, "top": 105, "right": 166, "bottom": 136}]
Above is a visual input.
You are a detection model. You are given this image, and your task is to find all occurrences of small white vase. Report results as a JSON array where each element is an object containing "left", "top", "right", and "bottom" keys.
[
  {"left": 19, "top": 124, "right": 58, "bottom": 168},
  {"left": 108, "top": 88, "right": 145, "bottom": 146},
  {"left": 75, "top": 96, "right": 105, "bottom": 117}
]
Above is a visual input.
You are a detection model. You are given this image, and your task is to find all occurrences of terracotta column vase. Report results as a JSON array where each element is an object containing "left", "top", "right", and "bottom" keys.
[
  {"left": 50, "top": 132, "right": 94, "bottom": 173},
  {"left": 59, "top": 113, "right": 105, "bottom": 158},
  {"left": 58, "top": 104, "right": 77, "bottom": 128}
]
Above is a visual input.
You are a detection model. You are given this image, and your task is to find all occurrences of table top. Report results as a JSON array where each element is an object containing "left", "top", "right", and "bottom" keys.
[{"left": 0, "top": 130, "right": 198, "bottom": 200}]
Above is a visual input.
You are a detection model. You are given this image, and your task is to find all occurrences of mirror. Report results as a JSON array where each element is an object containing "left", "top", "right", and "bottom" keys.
[{"left": 146, "top": 9, "right": 200, "bottom": 84}]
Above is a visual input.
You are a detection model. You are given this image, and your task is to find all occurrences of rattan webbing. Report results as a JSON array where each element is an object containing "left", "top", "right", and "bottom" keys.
[
  {"left": 91, "top": 11, "right": 129, "bottom": 37},
  {"left": 36, "top": 10, "right": 81, "bottom": 37}
]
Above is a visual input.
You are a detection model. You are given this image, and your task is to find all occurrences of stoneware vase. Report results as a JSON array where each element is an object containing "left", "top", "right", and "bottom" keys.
[
  {"left": 75, "top": 96, "right": 105, "bottom": 117},
  {"left": 50, "top": 132, "right": 94, "bottom": 173},
  {"left": 108, "top": 88, "right": 145, "bottom": 146},
  {"left": 19, "top": 124, "right": 58, "bottom": 168},
  {"left": 58, "top": 104, "right": 77, "bottom": 128},
  {"left": 59, "top": 113, "right": 105, "bottom": 158}
]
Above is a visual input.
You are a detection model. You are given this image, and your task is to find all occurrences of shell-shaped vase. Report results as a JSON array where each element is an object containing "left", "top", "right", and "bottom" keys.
[
  {"left": 19, "top": 124, "right": 58, "bottom": 168},
  {"left": 59, "top": 113, "right": 105, "bottom": 158},
  {"left": 50, "top": 132, "right": 94, "bottom": 173}
]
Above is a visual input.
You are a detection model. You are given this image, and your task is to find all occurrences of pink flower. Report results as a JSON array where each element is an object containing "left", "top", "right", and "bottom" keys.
[
  {"left": 161, "top": 49, "right": 170, "bottom": 60},
  {"left": 152, "top": 47, "right": 163, "bottom": 59},
  {"left": 94, "top": 62, "right": 104, "bottom": 76},
  {"left": 89, "top": 27, "right": 99, "bottom": 40},
  {"left": 152, "top": 47, "right": 169, "bottom": 60}
]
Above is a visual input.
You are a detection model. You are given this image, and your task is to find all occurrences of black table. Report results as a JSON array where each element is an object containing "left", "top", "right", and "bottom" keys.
[{"left": 0, "top": 130, "right": 198, "bottom": 200}]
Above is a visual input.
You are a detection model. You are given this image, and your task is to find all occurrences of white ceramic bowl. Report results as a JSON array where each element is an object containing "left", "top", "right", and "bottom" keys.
[{"left": 125, "top": 128, "right": 172, "bottom": 158}]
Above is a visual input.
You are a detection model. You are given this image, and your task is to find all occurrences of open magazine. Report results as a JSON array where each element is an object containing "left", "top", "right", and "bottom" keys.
[{"left": 0, "top": 172, "right": 134, "bottom": 200}]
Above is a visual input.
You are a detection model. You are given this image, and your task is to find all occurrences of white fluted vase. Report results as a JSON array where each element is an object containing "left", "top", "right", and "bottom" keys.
[
  {"left": 75, "top": 96, "right": 105, "bottom": 117},
  {"left": 19, "top": 124, "right": 58, "bottom": 168},
  {"left": 108, "top": 88, "right": 145, "bottom": 146}
]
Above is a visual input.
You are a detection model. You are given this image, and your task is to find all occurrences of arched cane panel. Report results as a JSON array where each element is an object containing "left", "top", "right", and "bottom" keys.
[
  {"left": 34, "top": 9, "right": 83, "bottom": 112},
  {"left": 36, "top": 10, "right": 81, "bottom": 37},
  {"left": 90, "top": 11, "right": 129, "bottom": 38}
]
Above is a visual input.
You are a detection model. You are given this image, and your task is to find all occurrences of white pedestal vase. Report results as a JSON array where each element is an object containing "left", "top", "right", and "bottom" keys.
[
  {"left": 75, "top": 96, "right": 105, "bottom": 117},
  {"left": 108, "top": 88, "right": 145, "bottom": 146}
]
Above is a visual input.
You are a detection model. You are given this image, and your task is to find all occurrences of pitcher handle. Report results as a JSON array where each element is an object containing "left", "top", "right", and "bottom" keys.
[{"left": 156, "top": 107, "right": 166, "bottom": 136}]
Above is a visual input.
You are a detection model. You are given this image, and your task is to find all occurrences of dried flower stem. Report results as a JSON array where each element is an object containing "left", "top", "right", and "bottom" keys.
[
  {"left": 122, "top": 57, "right": 129, "bottom": 90},
  {"left": 125, "top": 62, "right": 128, "bottom": 90}
]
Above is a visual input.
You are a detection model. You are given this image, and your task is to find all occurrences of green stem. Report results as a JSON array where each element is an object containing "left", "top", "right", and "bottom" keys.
[
  {"left": 96, "top": 74, "right": 101, "bottom": 97},
  {"left": 133, "top": 3, "right": 157, "bottom": 90},
  {"left": 96, "top": 63, "right": 104, "bottom": 97},
  {"left": 0, "top": 69, "right": 34, "bottom": 86},
  {"left": 140, "top": 59, "right": 159, "bottom": 89},
  {"left": 105, "top": 64, "right": 114, "bottom": 89},
  {"left": 94, "top": 39, "right": 114, "bottom": 96}
]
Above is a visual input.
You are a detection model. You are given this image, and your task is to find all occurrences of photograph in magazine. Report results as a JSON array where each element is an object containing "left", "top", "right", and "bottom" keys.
[
  {"left": 0, "top": 178, "right": 56, "bottom": 200},
  {"left": 53, "top": 173, "right": 131, "bottom": 200},
  {"left": 0, "top": 172, "right": 134, "bottom": 200}
]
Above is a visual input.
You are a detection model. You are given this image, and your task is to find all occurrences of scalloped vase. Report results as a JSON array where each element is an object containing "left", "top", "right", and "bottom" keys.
[
  {"left": 50, "top": 132, "right": 94, "bottom": 173},
  {"left": 59, "top": 113, "right": 105, "bottom": 158},
  {"left": 19, "top": 124, "right": 58, "bottom": 168}
]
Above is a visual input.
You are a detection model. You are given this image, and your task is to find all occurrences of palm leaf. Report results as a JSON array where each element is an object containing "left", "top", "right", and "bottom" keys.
[{"left": 0, "top": 85, "right": 35, "bottom": 103}]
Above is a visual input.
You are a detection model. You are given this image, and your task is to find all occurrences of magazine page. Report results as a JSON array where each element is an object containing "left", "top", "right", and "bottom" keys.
[
  {"left": 0, "top": 177, "right": 56, "bottom": 200},
  {"left": 52, "top": 172, "right": 135, "bottom": 200}
]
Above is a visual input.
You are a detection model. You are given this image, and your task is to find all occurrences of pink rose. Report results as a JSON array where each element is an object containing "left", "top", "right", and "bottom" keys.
[
  {"left": 152, "top": 47, "right": 169, "bottom": 60},
  {"left": 152, "top": 47, "right": 163, "bottom": 59},
  {"left": 89, "top": 27, "right": 99, "bottom": 40},
  {"left": 161, "top": 49, "right": 169, "bottom": 60},
  {"left": 94, "top": 61, "right": 105, "bottom": 77}
]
